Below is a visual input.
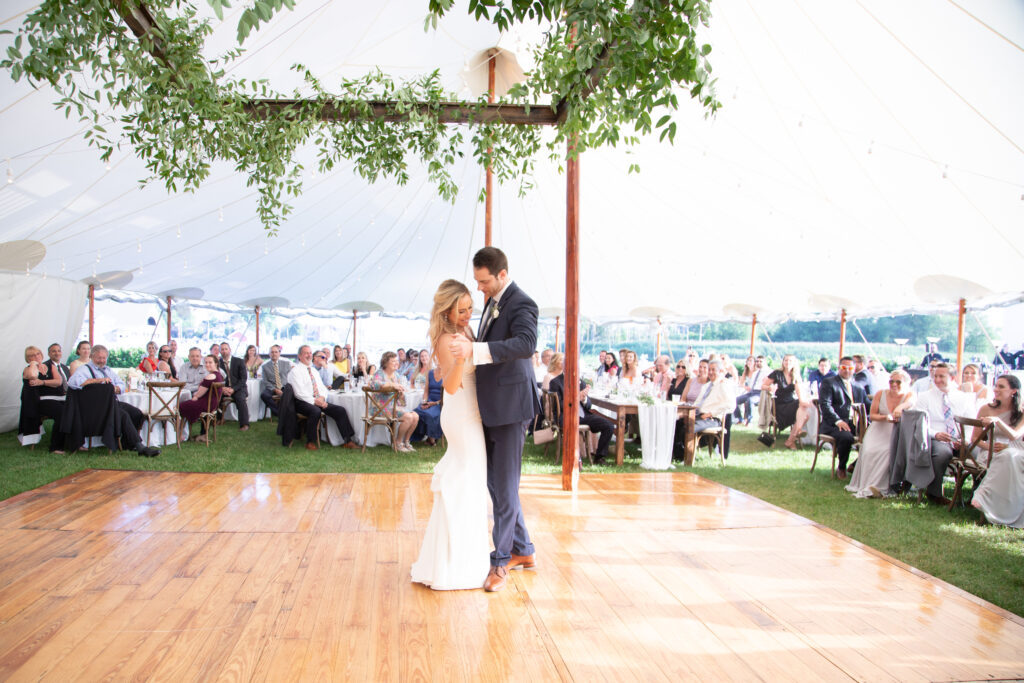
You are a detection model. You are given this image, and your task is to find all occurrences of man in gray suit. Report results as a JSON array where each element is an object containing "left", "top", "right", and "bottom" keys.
[{"left": 260, "top": 344, "right": 292, "bottom": 417}]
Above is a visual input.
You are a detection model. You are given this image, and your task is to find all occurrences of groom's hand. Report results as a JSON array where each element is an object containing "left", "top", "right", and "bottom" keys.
[{"left": 449, "top": 334, "right": 472, "bottom": 360}]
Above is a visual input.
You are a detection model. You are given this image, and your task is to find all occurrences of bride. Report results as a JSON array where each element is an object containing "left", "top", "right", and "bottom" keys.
[
  {"left": 410, "top": 279, "right": 491, "bottom": 589},
  {"left": 971, "top": 375, "right": 1024, "bottom": 528}
]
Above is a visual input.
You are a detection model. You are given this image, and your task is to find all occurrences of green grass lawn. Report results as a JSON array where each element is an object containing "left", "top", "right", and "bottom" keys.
[{"left": 2, "top": 420, "right": 1021, "bottom": 617}]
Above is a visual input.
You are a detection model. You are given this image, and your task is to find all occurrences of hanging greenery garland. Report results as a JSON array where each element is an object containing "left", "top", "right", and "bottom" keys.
[{"left": 2, "top": 0, "right": 719, "bottom": 232}]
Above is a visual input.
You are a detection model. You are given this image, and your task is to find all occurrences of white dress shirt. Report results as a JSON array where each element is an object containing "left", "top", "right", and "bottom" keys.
[
  {"left": 472, "top": 279, "right": 514, "bottom": 366},
  {"left": 288, "top": 360, "right": 328, "bottom": 405},
  {"left": 915, "top": 387, "right": 976, "bottom": 437}
]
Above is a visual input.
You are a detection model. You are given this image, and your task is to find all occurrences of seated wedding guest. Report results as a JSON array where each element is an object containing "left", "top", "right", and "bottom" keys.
[
  {"left": 352, "top": 352, "right": 371, "bottom": 381},
  {"left": 807, "top": 357, "right": 834, "bottom": 391},
  {"left": 541, "top": 352, "right": 564, "bottom": 391},
  {"left": 667, "top": 359, "right": 690, "bottom": 401},
  {"left": 536, "top": 348, "right": 553, "bottom": 383},
  {"left": 619, "top": 350, "right": 641, "bottom": 384},
  {"left": 243, "top": 345, "right": 262, "bottom": 378},
  {"left": 846, "top": 369, "right": 913, "bottom": 498},
  {"left": 138, "top": 341, "right": 160, "bottom": 373},
  {"left": 408, "top": 349, "right": 432, "bottom": 388},
  {"left": 66, "top": 344, "right": 160, "bottom": 457},
  {"left": 818, "top": 357, "right": 868, "bottom": 479},
  {"left": 617, "top": 348, "right": 629, "bottom": 376},
  {"left": 959, "top": 363, "right": 989, "bottom": 403},
  {"left": 866, "top": 358, "right": 890, "bottom": 391},
  {"left": 734, "top": 355, "right": 769, "bottom": 426},
  {"left": 599, "top": 349, "right": 619, "bottom": 378},
  {"left": 764, "top": 354, "right": 812, "bottom": 450},
  {"left": 68, "top": 340, "right": 91, "bottom": 374},
  {"left": 919, "top": 342, "right": 945, "bottom": 367},
  {"left": 971, "top": 375, "right": 1024, "bottom": 528},
  {"left": 20, "top": 346, "right": 66, "bottom": 452},
  {"left": 550, "top": 371, "right": 614, "bottom": 465},
  {"left": 402, "top": 349, "right": 421, "bottom": 381},
  {"left": 687, "top": 359, "right": 737, "bottom": 458},
  {"left": 180, "top": 347, "right": 206, "bottom": 394},
  {"left": 680, "top": 358, "right": 708, "bottom": 403},
  {"left": 218, "top": 342, "right": 250, "bottom": 431},
  {"left": 412, "top": 364, "right": 444, "bottom": 447},
  {"left": 370, "top": 351, "right": 420, "bottom": 452},
  {"left": 331, "top": 345, "right": 350, "bottom": 375},
  {"left": 313, "top": 349, "right": 343, "bottom": 388},
  {"left": 396, "top": 348, "right": 410, "bottom": 375},
  {"left": 889, "top": 363, "right": 974, "bottom": 504},
  {"left": 596, "top": 350, "right": 608, "bottom": 374},
  {"left": 209, "top": 343, "right": 220, "bottom": 357},
  {"left": 851, "top": 354, "right": 874, "bottom": 398},
  {"left": 683, "top": 347, "right": 700, "bottom": 375},
  {"left": 169, "top": 339, "right": 184, "bottom": 370},
  {"left": 720, "top": 354, "right": 737, "bottom": 381},
  {"left": 912, "top": 360, "right": 942, "bottom": 394},
  {"left": 646, "top": 355, "right": 673, "bottom": 397},
  {"left": 260, "top": 345, "right": 292, "bottom": 417},
  {"left": 288, "top": 345, "right": 358, "bottom": 451},
  {"left": 157, "top": 345, "right": 177, "bottom": 379},
  {"left": 180, "top": 354, "right": 223, "bottom": 444}
]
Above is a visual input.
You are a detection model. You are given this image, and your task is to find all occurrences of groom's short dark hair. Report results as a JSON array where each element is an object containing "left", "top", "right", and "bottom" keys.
[{"left": 473, "top": 247, "right": 508, "bottom": 275}]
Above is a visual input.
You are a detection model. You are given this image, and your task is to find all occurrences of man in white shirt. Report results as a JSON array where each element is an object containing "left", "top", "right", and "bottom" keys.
[
  {"left": 287, "top": 344, "right": 357, "bottom": 450},
  {"left": 179, "top": 347, "right": 206, "bottom": 394},
  {"left": 692, "top": 360, "right": 738, "bottom": 457},
  {"left": 734, "top": 355, "right": 769, "bottom": 426},
  {"left": 895, "top": 363, "right": 974, "bottom": 504}
]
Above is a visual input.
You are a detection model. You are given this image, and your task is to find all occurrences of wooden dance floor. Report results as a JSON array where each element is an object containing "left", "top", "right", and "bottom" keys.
[{"left": 1, "top": 470, "right": 1022, "bottom": 681}]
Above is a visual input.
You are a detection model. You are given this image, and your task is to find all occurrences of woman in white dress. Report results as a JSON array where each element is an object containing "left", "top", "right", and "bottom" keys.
[
  {"left": 846, "top": 369, "right": 913, "bottom": 498},
  {"left": 410, "top": 279, "right": 491, "bottom": 590},
  {"left": 971, "top": 375, "right": 1024, "bottom": 528}
]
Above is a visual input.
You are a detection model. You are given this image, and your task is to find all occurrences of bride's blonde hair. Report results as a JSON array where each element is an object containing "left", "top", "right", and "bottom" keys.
[{"left": 428, "top": 279, "right": 474, "bottom": 363}]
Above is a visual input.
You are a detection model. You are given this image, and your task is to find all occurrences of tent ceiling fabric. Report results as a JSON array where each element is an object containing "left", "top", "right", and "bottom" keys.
[{"left": 1, "top": 0, "right": 1022, "bottom": 322}]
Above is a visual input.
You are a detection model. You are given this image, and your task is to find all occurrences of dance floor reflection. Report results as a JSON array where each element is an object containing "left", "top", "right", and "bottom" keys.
[{"left": 0, "top": 470, "right": 1021, "bottom": 681}]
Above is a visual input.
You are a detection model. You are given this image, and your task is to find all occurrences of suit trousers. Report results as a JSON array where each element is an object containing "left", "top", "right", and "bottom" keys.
[
  {"left": 580, "top": 412, "right": 613, "bottom": 458},
  {"left": 925, "top": 439, "right": 955, "bottom": 497},
  {"left": 260, "top": 387, "right": 281, "bottom": 416},
  {"left": 820, "top": 423, "right": 857, "bottom": 470},
  {"left": 485, "top": 421, "right": 535, "bottom": 566},
  {"left": 295, "top": 399, "right": 354, "bottom": 443},
  {"left": 116, "top": 405, "right": 143, "bottom": 451},
  {"left": 230, "top": 388, "right": 250, "bottom": 427},
  {"left": 121, "top": 402, "right": 146, "bottom": 432},
  {"left": 37, "top": 399, "right": 66, "bottom": 451},
  {"left": 733, "top": 390, "right": 760, "bottom": 421}
]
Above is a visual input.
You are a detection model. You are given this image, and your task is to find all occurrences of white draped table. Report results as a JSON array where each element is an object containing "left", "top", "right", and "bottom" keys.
[
  {"left": 223, "top": 378, "right": 264, "bottom": 421},
  {"left": 637, "top": 402, "right": 678, "bottom": 470},
  {"left": 118, "top": 386, "right": 192, "bottom": 446},
  {"left": 325, "top": 388, "right": 423, "bottom": 447}
]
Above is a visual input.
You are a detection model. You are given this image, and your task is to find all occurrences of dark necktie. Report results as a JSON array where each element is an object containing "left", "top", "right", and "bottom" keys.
[{"left": 478, "top": 299, "right": 493, "bottom": 339}]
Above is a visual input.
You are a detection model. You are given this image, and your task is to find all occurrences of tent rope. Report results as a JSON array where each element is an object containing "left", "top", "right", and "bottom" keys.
[
  {"left": 759, "top": 323, "right": 784, "bottom": 364},
  {"left": 969, "top": 311, "right": 1012, "bottom": 364},
  {"left": 849, "top": 318, "right": 882, "bottom": 361}
]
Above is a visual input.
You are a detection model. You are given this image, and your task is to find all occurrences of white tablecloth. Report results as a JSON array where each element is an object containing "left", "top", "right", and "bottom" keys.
[
  {"left": 637, "top": 402, "right": 677, "bottom": 470},
  {"left": 118, "top": 387, "right": 192, "bottom": 446},
  {"left": 325, "top": 389, "right": 423, "bottom": 446},
  {"left": 223, "top": 378, "right": 264, "bottom": 421}
]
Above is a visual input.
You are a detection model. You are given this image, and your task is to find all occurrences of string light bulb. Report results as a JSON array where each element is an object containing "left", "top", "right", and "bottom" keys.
[
  {"left": 176, "top": 225, "right": 182, "bottom": 238},
  {"left": 225, "top": 252, "right": 230, "bottom": 264},
  {"left": 941, "top": 164, "right": 948, "bottom": 179},
  {"left": 218, "top": 207, "right": 224, "bottom": 222},
  {"left": 183, "top": 257, "right": 188, "bottom": 271},
  {"left": 60, "top": 258, "right": 65, "bottom": 273},
  {"left": 264, "top": 243, "right": 269, "bottom": 255},
  {"left": 867, "top": 139, "right": 874, "bottom": 155},
  {"left": 6, "top": 157, "right": 12, "bottom": 184},
  {"left": 136, "top": 239, "right": 142, "bottom": 253},
  {"left": 95, "top": 250, "right": 101, "bottom": 263},
  {"left": 105, "top": 160, "right": 111, "bottom": 171},
  {"left": 301, "top": 234, "right": 306, "bottom": 248}
]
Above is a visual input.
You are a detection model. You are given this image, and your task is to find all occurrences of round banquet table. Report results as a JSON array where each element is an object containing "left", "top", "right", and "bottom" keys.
[
  {"left": 222, "top": 378, "right": 264, "bottom": 421},
  {"left": 118, "top": 387, "right": 192, "bottom": 446},
  {"left": 325, "top": 388, "right": 423, "bottom": 447}
]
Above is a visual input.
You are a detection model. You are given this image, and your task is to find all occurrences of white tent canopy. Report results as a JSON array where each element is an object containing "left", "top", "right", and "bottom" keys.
[{"left": 1, "top": 0, "right": 1022, "bottom": 322}]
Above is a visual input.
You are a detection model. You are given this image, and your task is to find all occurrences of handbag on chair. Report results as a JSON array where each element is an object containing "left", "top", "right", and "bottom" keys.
[{"left": 531, "top": 413, "right": 557, "bottom": 445}]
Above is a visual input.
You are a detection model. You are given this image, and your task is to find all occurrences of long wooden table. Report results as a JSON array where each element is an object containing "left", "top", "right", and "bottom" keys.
[{"left": 589, "top": 396, "right": 697, "bottom": 466}]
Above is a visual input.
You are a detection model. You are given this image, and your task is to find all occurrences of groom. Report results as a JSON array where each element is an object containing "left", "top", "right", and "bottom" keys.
[{"left": 452, "top": 246, "right": 541, "bottom": 592}]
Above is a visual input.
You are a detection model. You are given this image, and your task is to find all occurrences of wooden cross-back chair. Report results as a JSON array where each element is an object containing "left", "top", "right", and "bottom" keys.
[
  {"left": 810, "top": 401, "right": 867, "bottom": 478},
  {"left": 198, "top": 382, "right": 224, "bottom": 447},
  {"left": 146, "top": 380, "right": 184, "bottom": 449},
  {"left": 362, "top": 387, "right": 400, "bottom": 452},
  {"left": 542, "top": 390, "right": 593, "bottom": 466},
  {"left": 295, "top": 408, "right": 328, "bottom": 448},
  {"left": 948, "top": 416, "right": 996, "bottom": 510},
  {"left": 695, "top": 411, "right": 729, "bottom": 466}
]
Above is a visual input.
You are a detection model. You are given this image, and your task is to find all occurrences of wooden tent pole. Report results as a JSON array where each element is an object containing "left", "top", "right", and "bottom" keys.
[
  {"left": 255, "top": 306, "right": 261, "bottom": 349},
  {"left": 88, "top": 285, "right": 95, "bottom": 345},
  {"left": 750, "top": 314, "right": 757, "bottom": 355},
  {"left": 353, "top": 310, "right": 358, "bottom": 362},
  {"left": 839, "top": 309, "right": 847, "bottom": 359},
  {"left": 562, "top": 138, "right": 581, "bottom": 491},
  {"left": 166, "top": 296, "right": 172, "bottom": 343},
  {"left": 956, "top": 298, "right": 966, "bottom": 377},
  {"left": 485, "top": 50, "right": 496, "bottom": 247}
]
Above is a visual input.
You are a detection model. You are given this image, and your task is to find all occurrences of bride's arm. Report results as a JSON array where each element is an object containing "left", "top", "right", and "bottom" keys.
[
  {"left": 987, "top": 413, "right": 1024, "bottom": 441},
  {"left": 436, "top": 334, "right": 464, "bottom": 396}
]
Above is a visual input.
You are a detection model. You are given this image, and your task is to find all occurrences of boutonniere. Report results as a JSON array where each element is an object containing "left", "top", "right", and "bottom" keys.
[{"left": 491, "top": 304, "right": 500, "bottom": 320}]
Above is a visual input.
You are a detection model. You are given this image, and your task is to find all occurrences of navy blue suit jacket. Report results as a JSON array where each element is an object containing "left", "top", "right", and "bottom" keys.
[
  {"left": 475, "top": 281, "right": 541, "bottom": 427},
  {"left": 818, "top": 375, "right": 866, "bottom": 430}
]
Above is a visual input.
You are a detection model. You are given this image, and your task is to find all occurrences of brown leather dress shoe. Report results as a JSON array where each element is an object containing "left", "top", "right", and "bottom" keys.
[
  {"left": 305, "top": 442, "right": 318, "bottom": 451},
  {"left": 507, "top": 554, "right": 536, "bottom": 571},
  {"left": 926, "top": 492, "right": 952, "bottom": 506},
  {"left": 483, "top": 565, "right": 508, "bottom": 592},
  {"left": 341, "top": 441, "right": 359, "bottom": 449}
]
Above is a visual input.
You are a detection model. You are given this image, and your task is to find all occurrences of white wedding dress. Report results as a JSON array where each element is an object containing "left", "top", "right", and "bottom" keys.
[
  {"left": 410, "top": 358, "right": 491, "bottom": 589},
  {"left": 971, "top": 411, "right": 1024, "bottom": 528}
]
